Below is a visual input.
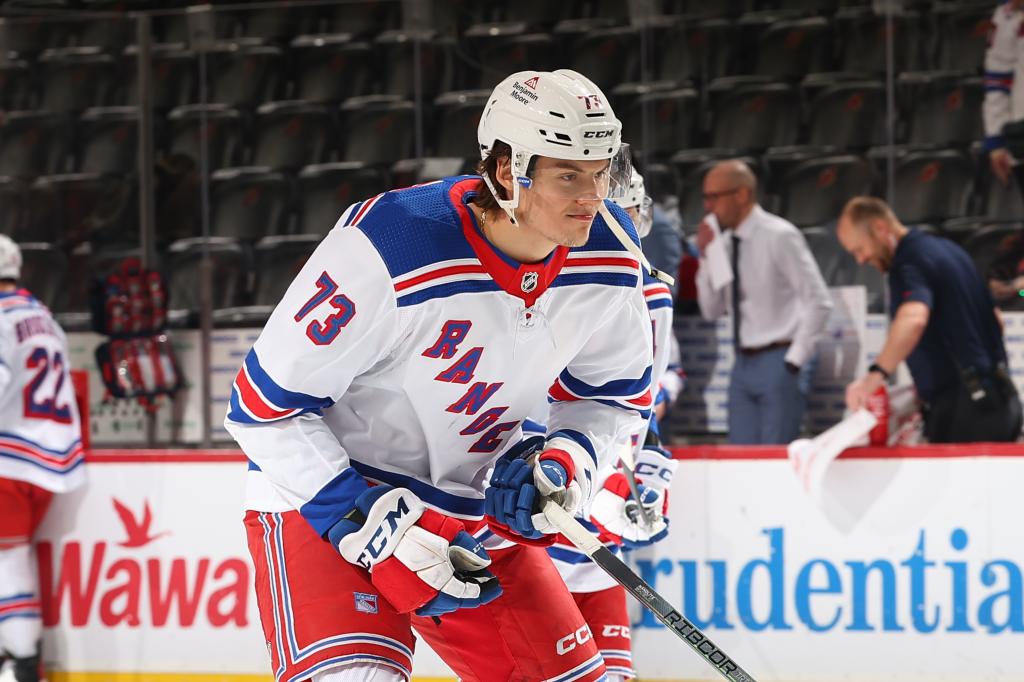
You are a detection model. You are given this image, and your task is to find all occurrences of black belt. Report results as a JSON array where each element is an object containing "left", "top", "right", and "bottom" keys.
[{"left": 739, "top": 340, "right": 791, "bottom": 356}]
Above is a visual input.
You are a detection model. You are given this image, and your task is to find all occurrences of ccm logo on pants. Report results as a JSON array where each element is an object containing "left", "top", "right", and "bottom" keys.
[
  {"left": 556, "top": 625, "right": 593, "bottom": 655},
  {"left": 602, "top": 625, "right": 631, "bottom": 639}
]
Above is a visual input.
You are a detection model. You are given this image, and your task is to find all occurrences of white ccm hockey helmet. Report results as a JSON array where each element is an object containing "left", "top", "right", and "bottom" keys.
[
  {"left": 0, "top": 235, "right": 21, "bottom": 280},
  {"left": 612, "top": 168, "right": 654, "bottom": 238},
  {"left": 477, "top": 69, "right": 629, "bottom": 224}
]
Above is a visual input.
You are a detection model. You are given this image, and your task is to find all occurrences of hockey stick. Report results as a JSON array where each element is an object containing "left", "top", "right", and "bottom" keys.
[
  {"left": 542, "top": 500, "right": 758, "bottom": 682},
  {"left": 619, "top": 436, "right": 658, "bottom": 528}
]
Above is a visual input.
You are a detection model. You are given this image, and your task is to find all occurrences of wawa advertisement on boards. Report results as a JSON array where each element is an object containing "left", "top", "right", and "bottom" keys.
[{"left": 34, "top": 447, "right": 1024, "bottom": 682}]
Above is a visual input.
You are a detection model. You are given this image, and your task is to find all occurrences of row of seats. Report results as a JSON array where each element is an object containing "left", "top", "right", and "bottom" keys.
[
  {"left": 8, "top": 145, "right": 1023, "bottom": 250},
  {"left": 0, "top": 69, "right": 986, "bottom": 181},
  {"left": 21, "top": 216, "right": 1024, "bottom": 331}
]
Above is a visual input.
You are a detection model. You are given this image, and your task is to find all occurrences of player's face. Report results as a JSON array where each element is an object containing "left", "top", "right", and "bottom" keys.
[
  {"left": 838, "top": 218, "right": 893, "bottom": 272},
  {"left": 517, "top": 157, "right": 611, "bottom": 247}
]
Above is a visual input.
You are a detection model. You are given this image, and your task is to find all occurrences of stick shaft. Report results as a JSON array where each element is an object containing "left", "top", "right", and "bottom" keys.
[{"left": 543, "top": 501, "right": 758, "bottom": 682}]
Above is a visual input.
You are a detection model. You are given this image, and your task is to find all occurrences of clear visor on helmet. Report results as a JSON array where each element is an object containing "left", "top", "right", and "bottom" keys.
[
  {"left": 520, "top": 143, "right": 633, "bottom": 201},
  {"left": 634, "top": 194, "right": 654, "bottom": 238}
]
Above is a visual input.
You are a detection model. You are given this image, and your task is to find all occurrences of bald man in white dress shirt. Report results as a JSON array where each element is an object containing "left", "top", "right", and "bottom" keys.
[{"left": 695, "top": 160, "right": 832, "bottom": 444}]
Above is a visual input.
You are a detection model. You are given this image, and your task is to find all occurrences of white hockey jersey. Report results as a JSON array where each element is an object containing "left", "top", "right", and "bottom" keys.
[
  {"left": 0, "top": 290, "right": 85, "bottom": 493},
  {"left": 984, "top": 1, "right": 1024, "bottom": 150},
  {"left": 544, "top": 270, "right": 675, "bottom": 593},
  {"left": 224, "top": 176, "right": 654, "bottom": 541}
]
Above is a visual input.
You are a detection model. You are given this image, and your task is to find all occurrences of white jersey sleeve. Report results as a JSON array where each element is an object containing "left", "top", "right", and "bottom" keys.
[
  {"left": 643, "top": 270, "right": 675, "bottom": 396},
  {"left": 546, "top": 256, "right": 653, "bottom": 498},
  {"left": 984, "top": 3, "right": 1021, "bottom": 150},
  {"left": 223, "top": 221, "right": 404, "bottom": 537}
]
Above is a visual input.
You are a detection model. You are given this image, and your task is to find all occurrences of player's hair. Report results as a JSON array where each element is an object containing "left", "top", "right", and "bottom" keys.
[
  {"left": 474, "top": 141, "right": 512, "bottom": 212},
  {"left": 842, "top": 196, "right": 897, "bottom": 231}
]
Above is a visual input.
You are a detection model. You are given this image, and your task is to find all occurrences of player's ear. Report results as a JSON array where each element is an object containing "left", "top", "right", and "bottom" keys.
[{"left": 495, "top": 155, "right": 514, "bottom": 196}]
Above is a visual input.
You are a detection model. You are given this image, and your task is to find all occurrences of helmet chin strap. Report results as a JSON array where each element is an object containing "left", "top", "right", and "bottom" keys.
[
  {"left": 480, "top": 169, "right": 521, "bottom": 225},
  {"left": 598, "top": 203, "right": 675, "bottom": 287}
]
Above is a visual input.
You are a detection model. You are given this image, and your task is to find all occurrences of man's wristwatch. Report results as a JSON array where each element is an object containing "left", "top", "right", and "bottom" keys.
[{"left": 868, "top": 363, "right": 891, "bottom": 380}]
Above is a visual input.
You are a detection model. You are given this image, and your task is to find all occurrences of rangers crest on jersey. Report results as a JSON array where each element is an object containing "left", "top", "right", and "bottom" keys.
[{"left": 521, "top": 272, "right": 539, "bottom": 293}]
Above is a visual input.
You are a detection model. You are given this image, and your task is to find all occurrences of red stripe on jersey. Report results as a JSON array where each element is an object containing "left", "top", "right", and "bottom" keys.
[
  {"left": 394, "top": 263, "right": 487, "bottom": 292},
  {"left": 234, "top": 367, "right": 295, "bottom": 421},
  {"left": 0, "top": 600, "right": 39, "bottom": 616},
  {"left": 548, "top": 379, "right": 580, "bottom": 402},
  {"left": 0, "top": 438, "right": 82, "bottom": 467},
  {"left": 644, "top": 284, "right": 671, "bottom": 298},
  {"left": 563, "top": 257, "right": 639, "bottom": 269},
  {"left": 626, "top": 390, "right": 653, "bottom": 408},
  {"left": 350, "top": 193, "right": 383, "bottom": 226}
]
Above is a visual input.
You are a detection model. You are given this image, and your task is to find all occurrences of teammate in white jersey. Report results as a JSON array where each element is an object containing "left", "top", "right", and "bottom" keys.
[
  {"left": 226, "top": 70, "right": 654, "bottom": 682},
  {"left": 0, "top": 236, "right": 85, "bottom": 682},
  {"left": 983, "top": 0, "right": 1024, "bottom": 185},
  {"left": 536, "top": 170, "right": 678, "bottom": 681}
]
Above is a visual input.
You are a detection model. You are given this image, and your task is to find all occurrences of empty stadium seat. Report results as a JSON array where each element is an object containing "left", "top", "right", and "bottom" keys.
[
  {"left": 0, "top": 111, "right": 69, "bottom": 177},
  {"left": 296, "top": 162, "right": 389, "bottom": 235},
  {"left": 891, "top": 149, "right": 974, "bottom": 224},
  {"left": 251, "top": 101, "right": 333, "bottom": 170},
  {"left": 499, "top": 0, "right": 573, "bottom": 26},
  {"left": 752, "top": 17, "right": 833, "bottom": 79},
  {"left": 0, "top": 16, "right": 73, "bottom": 55},
  {"left": 165, "top": 237, "right": 247, "bottom": 325},
  {"left": 836, "top": 9, "right": 926, "bottom": 74},
  {"left": 340, "top": 96, "right": 416, "bottom": 164},
  {"left": 466, "top": 25, "right": 557, "bottom": 90},
  {"left": 567, "top": 26, "right": 641, "bottom": 91},
  {"left": 238, "top": 4, "right": 318, "bottom": 42},
  {"left": 72, "top": 8, "right": 131, "bottom": 52},
  {"left": 166, "top": 104, "right": 244, "bottom": 171},
  {"left": 432, "top": 90, "right": 489, "bottom": 158},
  {"left": 806, "top": 80, "right": 886, "bottom": 149},
  {"left": 761, "top": 144, "right": 840, "bottom": 196},
  {"left": 154, "top": 10, "right": 236, "bottom": 47},
  {"left": 620, "top": 86, "right": 698, "bottom": 160},
  {"left": 207, "top": 43, "right": 285, "bottom": 107},
  {"left": 963, "top": 223, "right": 1022, "bottom": 284},
  {"left": 375, "top": 30, "right": 455, "bottom": 99},
  {"left": 120, "top": 46, "right": 196, "bottom": 110},
  {"left": 210, "top": 167, "right": 290, "bottom": 241},
  {"left": 213, "top": 234, "right": 322, "bottom": 327},
  {"left": 985, "top": 173, "right": 1024, "bottom": 221},
  {"left": 709, "top": 78, "right": 798, "bottom": 151},
  {"left": 779, "top": 155, "right": 875, "bottom": 227},
  {"left": 0, "top": 60, "right": 35, "bottom": 111},
  {"left": 38, "top": 47, "right": 116, "bottom": 112},
  {"left": 392, "top": 157, "right": 470, "bottom": 188},
  {"left": 326, "top": 1, "right": 401, "bottom": 38},
  {"left": 18, "top": 242, "right": 67, "bottom": 312},
  {"left": 291, "top": 34, "right": 375, "bottom": 104},
  {"left": 77, "top": 106, "right": 138, "bottom": 174},
  {"left": 657, "top": 18, "right": 736, "bottom": 84},
  {"left": 899, "top": 72, "right": 983, "bottom": 147},
  {"left": 936, "top": 2, "right": 993, "bottom": 73}
]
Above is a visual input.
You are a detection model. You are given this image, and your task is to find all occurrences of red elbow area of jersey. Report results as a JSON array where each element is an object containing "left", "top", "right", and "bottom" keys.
[{"left": 539, "top": 448, "right": 576, "bottom": 485}]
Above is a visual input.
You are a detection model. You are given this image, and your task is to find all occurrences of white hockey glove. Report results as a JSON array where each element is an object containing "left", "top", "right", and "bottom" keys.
[{"left": 328, "top": 486, "right": 502, "bottom": 616}]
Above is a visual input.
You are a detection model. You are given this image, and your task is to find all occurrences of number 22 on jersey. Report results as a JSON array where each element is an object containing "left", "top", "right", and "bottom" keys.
[
  {"left": 294, "top": 272, "right": 357, "bottom": 346},
  {"left": 24, "top": 347, "right": 73, "bottom": 424}
]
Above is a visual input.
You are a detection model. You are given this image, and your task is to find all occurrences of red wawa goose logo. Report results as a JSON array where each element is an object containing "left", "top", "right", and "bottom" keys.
[{"left": 112, "top": 498, "right": 171, "bottom": 548}]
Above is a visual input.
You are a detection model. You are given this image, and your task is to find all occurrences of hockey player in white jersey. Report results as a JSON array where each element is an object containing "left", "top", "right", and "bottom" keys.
[
  {"left": 0, "top": 235, "right": 85, "bottom": 682},
  {"left": 531, "top": 170, "right": 679, "bottom": 681},
  {"left": 225, "top": 70, "right": 654, "bottom": 682},
  {"left": 983, "top": 0, "right": 1024, "bottom": 185}
]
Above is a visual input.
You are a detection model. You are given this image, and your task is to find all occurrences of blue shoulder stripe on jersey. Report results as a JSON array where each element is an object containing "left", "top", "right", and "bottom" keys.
[
  {"left": 396, "top": 279, "right": 502, "bottom": 307},
  {"left": 299, "top": 468, "right": 371, "bottom": 537},
  {"left": 548, "top": 429, "right": 597, "bottom": 465},
  {"left": 349, "top": 178, "right": 478, "bottom": 280},
  {"left": 247, "top": 458, "right": 261, "bottom": 471},
  {"left": 646, "top": 298, "right": 673, "bottom": 310},
  {"left": 558, "top": 366, "right": 652, "bottom": 400},
  {"left": 245, "top": 349, "right": 335, "bottom": 412},
  {"left": 522, "top": 418, "right": 546, "bottom": 435},
  {"left": 0, "top": 432, "right": 81, "bottom": 456},
  {"left": 348, "top": 459, "right": 485, "bottom": 517},
  {"left": 550, "top": 272, "right": 639, "bottom": 290}
]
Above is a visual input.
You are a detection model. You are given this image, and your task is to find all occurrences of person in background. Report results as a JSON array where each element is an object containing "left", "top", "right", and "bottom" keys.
[
  {"left": 839, "top": 197, "right": 1022, "bottom": 443},
  {"left": 694, "top": 160, "right": 832, "bottom": 444},
  {"left": 982, "top": 0, "right": 1024, "bottom": 186},
  {"left": 0, "top": 235, "right": 86, "bottom": 682}
]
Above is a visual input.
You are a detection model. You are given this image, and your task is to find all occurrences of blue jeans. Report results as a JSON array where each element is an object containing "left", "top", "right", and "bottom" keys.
[{"left": 727, "top": 347, "right": 815, "bottom": 444}]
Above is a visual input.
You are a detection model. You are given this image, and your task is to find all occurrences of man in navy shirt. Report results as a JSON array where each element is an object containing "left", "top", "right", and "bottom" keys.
[{"left": 839, "top": 197, "right": 1021, "bottom": 443}]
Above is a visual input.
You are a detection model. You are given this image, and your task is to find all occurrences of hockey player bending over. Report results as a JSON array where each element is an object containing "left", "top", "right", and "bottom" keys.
[
  {"left": 0, "top": 236, "right": 86, "bottom": 682},
  {"left": 225, "top": 70, "right": 654, "bottom": 682}
]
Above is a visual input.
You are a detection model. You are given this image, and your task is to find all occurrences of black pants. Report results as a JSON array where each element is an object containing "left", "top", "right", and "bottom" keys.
[{"left": 923, "top": 375, "right": 1023, "bottom": 444}]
